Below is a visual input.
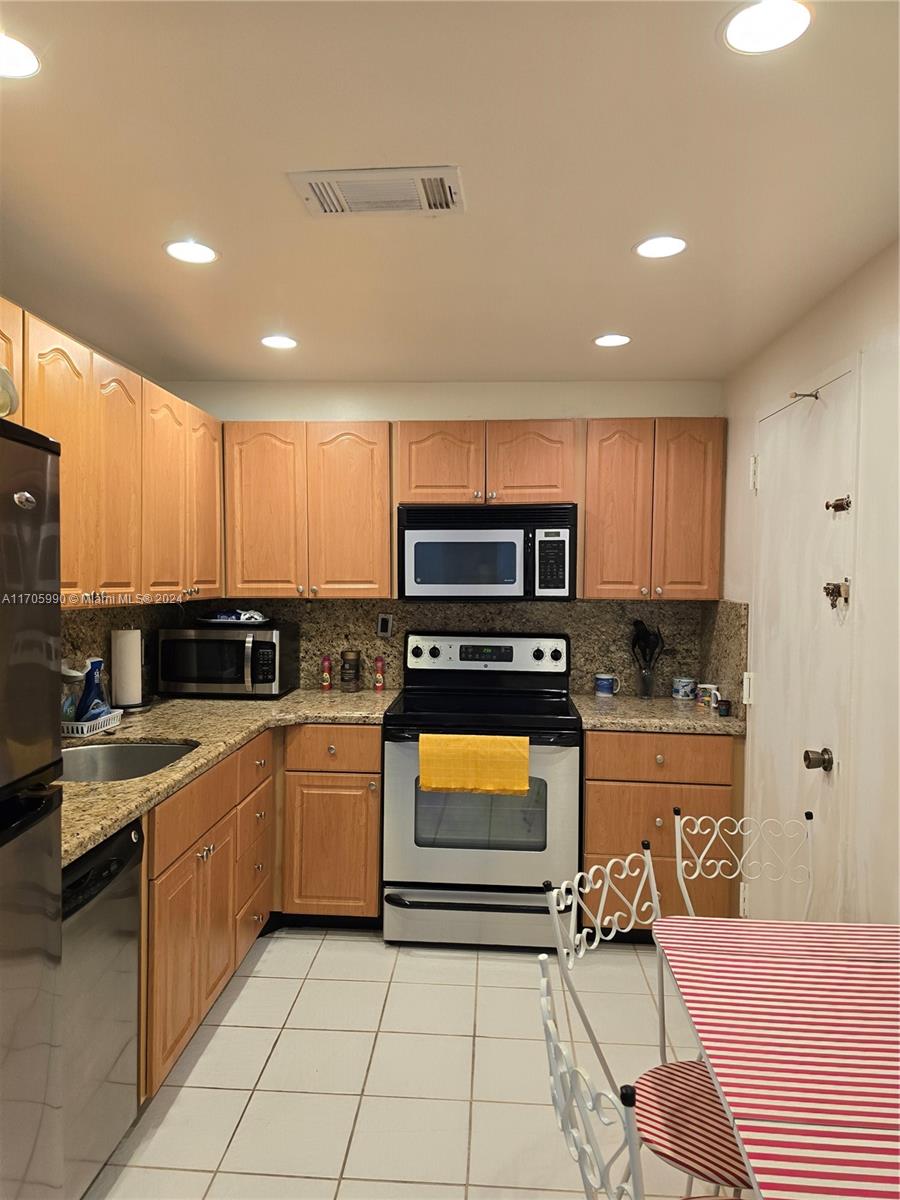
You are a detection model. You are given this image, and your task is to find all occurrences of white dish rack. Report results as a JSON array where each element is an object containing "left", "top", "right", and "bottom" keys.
[{"left": 61, "top": 709, "right": 123, "bottom": 738}]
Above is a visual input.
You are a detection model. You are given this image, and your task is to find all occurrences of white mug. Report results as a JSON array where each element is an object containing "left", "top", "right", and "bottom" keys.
[
  {"left": 697, "top": 683, "right": 721, "bottom": 709},
  {"left": 594, "top": 673, "right": 621, "bottom": 696}
]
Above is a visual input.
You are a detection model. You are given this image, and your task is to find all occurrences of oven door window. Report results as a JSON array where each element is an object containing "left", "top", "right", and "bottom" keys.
[
  {"left": 160, "top": 639, "right": 245, "bottom": 685},
  {"left": 414, "top": 777, "right": 548, "bottom": 852}
]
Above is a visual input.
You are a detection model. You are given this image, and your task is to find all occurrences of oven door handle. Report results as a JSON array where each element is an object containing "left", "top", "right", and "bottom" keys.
[
  {"left": 243, "top": 634, "right": 254, "bottom": 693},
  {"left": 384, "top": 891, "right": 549, "bottom": 916}
]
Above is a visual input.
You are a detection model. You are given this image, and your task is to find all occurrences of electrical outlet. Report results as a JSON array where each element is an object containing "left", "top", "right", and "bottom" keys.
[{"left": 376, "top": 613, "right": 393, "bottom": 638}]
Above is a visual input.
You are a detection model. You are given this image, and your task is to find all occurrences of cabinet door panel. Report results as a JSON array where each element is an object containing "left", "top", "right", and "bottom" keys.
[
  {"left": 394, "top": 420, "right": 485, "bottom": 503},
  {"left": 224, "top": 421, "right": 307, "bottom": 597},
  {"left": 24, "top": 316, "right": 93, "bottom": 599},
  {"left": 486, "top": 419, "right": 576, "bottom": 503},
  {"left": 198, "top": 812, "right": 236, "bottom": 1015},
  {"left": 142, "top": 382, "right": 187, "bottom": 597},
  {"left": 584, "top": 780, "right": 734, "bottom": 857},
  {"left": 93, "top": 355, "right": 142, "bottom": 600},
  {"left": 651, "top": 418, "right": 725, "bottom": 600},
  {"left": 148, "top": 853, "right": 199, "bottom": 1092},
  {"left": 0, "top": 297, "right": 23, "bottom": 424},
  {"left": 236, "top": 875, "right": 273, "bottom": 965},
  {"left": 583, "top": 418, "right": 653, "bottom": 599},
  {"left": 307, "top": 422, "right": 390, "bottom": 598},
  {"left": 187, "top": 405, "right": 223, "bottom": 598},
  {"left": 283, "top": 772, "right": 380, "bottom": 916}
]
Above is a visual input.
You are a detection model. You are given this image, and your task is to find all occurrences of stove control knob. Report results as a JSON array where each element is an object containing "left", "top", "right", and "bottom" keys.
[
  {"left": 532, "top": 648, "right": 545, "bottom": 661},
  {"left": 428, "top": 645, "right": 441, "bottom": 659},
  {"left": 550, "top": 648, "right": 563, "bottom": 662},
  {"left": 411, "top": 645, "right": 424, "bottom": 659}
]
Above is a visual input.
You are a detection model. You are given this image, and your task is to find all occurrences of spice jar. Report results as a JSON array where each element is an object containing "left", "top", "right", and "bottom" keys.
[{"left": 340, "top": 649, "right": 361, "bottom": 693}]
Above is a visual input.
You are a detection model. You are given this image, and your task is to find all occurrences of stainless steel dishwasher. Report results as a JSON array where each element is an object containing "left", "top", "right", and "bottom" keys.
[{"left": 62, "top": 820, "right": 143, "bottom": 1200}]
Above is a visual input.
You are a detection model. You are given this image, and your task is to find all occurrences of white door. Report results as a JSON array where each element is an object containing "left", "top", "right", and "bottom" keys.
[{"left": 749, "top": 361, "right": 859, "bottom": 922}]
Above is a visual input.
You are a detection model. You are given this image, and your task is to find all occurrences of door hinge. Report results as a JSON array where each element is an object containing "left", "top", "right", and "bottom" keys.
[
  {"left": 749, "top": 454, "right": 759, "bottom": 495},
  {"left": 739, "top": 881, "right": 750, "bottom": 918},
  {"left": 742, "top": 671, "right": 754, "bottom": 705}
]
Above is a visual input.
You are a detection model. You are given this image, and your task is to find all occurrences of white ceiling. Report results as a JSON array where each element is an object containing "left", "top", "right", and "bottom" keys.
[{"left": 0, "top": 1, "right": 896, "bottom": 383}]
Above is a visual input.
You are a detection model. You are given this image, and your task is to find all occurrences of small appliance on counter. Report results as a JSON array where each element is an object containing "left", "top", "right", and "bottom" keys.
[
  {"left": 157, "top": 620, "right": 299, "bottom": 698},
  {"left": 397, "top": 503, "right": 577, "bottom": 601}
]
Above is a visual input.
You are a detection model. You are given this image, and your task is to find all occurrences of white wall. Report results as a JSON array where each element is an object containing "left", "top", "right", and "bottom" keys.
[
  {"left": 166, "top": 380, "right": 723, "bottom": 422},
  {"left": 722, "top": 241, "right": 899, "bottom": 923}
]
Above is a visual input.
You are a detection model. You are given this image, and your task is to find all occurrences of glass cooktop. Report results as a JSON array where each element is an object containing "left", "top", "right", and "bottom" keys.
[{"left": 383, "top": 689, "right": 582, "bottom": 735}]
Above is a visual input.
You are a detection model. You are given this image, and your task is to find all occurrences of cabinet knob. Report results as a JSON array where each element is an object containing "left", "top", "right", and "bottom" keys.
[
  {"left": 655, "top": 586, "right": 663, "bottom": 596},
  {"left": 655, "top": 817, "right": 664, "bottom": 829},
  {"left": 13, "top": 491, "right": 36, "bottom": 510},
  {"left": 640, "top": 586, "right": 649, "bottom": 596},
  {"left": 310, "top": 585, "right": 319, "bottom": 595},
  {"left": 196, "top": 849, "right": 207, "bottom": 861},
  {"left": 327, "top": 745, "right": 336, "bottom": 755},
  {"left": 655, "top": 754, "right": 665, "bottom": 765},
  {"left": 473, "top": 490, "right": 482, "bottom": 499},
  {"left": 255, "top": 758, "right": 267, "bottom": 767},
  {"left": 255, "top": 810, "right": 266, "bottom": 820},
  {"left": 368, "top": 780, "right": 377, "bottom": 790},
  {"left": 252, "top": 913, "right": 264, "bottom": 923},
  {"left": 487, "top": 490, "right": 497, "bottom": 500},
  {"left": 255, "top": 862, "right": 264, "bottom": 872},
  {"left": 297, "top": 585, "right": 304, "bottom": 594}
]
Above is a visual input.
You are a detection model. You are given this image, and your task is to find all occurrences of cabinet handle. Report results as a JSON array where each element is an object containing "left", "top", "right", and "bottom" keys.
[
  {"left": 473, "top": 490, "right": 483, "bottom": 499},
  {"left": 640, "top": 586, "right": 649, "bottom": 596},
  {"left": 255, "top": 810, "right": 266, "bottom": 820},
  {"left": 368, "top": 780, "right": 377, "bottom": 790},
  {"left": 655, "top": 586, "right": 663, "bottom": 596},
  {"left": 655, "top": 754, "right": 665, "bottom": 765},
  {"left": 13, "top": 491, "right": 36, "bottom": 510},
  {"left": 310, "top": 585, "right": 319, "bottom": 595},
  {"left": 655, "top": 817, "right": 664, "bottom": 829},
  {"left": 208, "top": 842, "right": 215, "bottom": 854},
  {"left": 327, "top": 745, "right": 336, "bottom": 755},
  {"left": 255, "top": 758, "right": 267, "bottom": 767},
  {"left": 297, "top": 585, "right": 304, "bottom": 594}
]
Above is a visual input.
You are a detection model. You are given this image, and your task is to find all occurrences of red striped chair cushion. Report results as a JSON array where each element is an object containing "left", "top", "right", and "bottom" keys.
[{"left": 635, "top": 1059, "right": 750, "bottom": 1189}]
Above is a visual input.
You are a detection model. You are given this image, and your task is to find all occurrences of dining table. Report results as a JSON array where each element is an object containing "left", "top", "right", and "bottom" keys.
[{"left": 652, "top": 915, "right": 900, "bottom": 1200}]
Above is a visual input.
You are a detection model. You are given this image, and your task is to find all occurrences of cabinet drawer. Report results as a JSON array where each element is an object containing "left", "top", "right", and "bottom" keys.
[
  {"left": 235, "top": 821, "right": 274, "bottom": 911},
  {"left": 235, "top": 875, "right": 272, "bottom": 965},
  {"left": 149, "top": 754, "right": 238, "bottom": 878},
  {"left": 583, "top": 854, "right": 735, "bottom": 923},
  {"left": 585, "top": 781, "right": 732, "bottom": 857},
  {"left": 285, "top": 724, "right": 381, "bottom": 773},
  {"left": 236, "top": 777, "right": 274, "bottom": 858},
  {"left": 237, "top": 731, "right": 273, "bottom": 799},
  {"left": 585, "top": 731, "right": 733, "bottom": 785}
]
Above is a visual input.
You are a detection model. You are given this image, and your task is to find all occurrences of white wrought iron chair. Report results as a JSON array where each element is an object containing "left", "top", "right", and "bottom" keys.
[
  {"left": 542, "top": 845, "right": 749, "bottom": 1198},
  {"left": 654, "top": 808, "right": 815, "bottom": 1062}
]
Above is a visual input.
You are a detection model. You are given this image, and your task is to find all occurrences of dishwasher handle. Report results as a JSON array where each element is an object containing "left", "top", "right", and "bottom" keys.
[{"left": 62, "top": 819, "right": 143, "bottom": 920}]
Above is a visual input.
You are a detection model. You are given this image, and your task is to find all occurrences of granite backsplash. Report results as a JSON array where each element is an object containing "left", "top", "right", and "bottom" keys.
[{"left": 62, "top": 597, "right": 748, "bottom": 709}]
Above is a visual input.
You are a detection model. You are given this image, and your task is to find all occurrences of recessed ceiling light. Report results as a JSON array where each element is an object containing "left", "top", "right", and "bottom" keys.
[
  {"left": 164, "top": 240, "right": 218, "bottom": 264},
  {"left": 594, "top": 333, "right": 631, "bottom": 348},
  {"left": 0, "top": 34, "right": 40, "bottom": 78},
  {"left": 634, "top": 235, "right": 687, "bottom": 259},
  {"left": 261, "top": 335, "right": 298, "bottom": 350},
  {"left": 724, "top": 0, "right": 811, "bottom": 54}
]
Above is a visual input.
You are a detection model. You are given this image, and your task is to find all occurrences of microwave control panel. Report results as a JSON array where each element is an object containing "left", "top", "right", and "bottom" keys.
[
  {"left": 253, "top": 642, "right": 278, "bottom": 683},
  {"left": 534, "top": 528, "right": 570, "bottom": 598}
]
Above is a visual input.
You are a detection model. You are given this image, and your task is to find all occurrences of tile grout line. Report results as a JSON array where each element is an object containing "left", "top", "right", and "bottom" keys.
[
  {"left": 464, "top": 949, "right": 481, "bottom": 1199},
  {"left": 198, "top": 932, "right": 327, "bottom": 1200}
]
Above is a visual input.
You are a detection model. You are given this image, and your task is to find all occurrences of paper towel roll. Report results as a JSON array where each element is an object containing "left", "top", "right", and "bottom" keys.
[{"left": 111, "top": 629, "right": 143, "bottom": 708}]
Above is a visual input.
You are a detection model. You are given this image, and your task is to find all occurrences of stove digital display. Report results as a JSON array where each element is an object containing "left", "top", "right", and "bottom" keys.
[{"left": 459, "top": 644, "right": 514, "bottom": 662}]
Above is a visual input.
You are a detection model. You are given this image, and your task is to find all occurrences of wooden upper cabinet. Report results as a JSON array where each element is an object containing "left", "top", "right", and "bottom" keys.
[
  {"left": 187, "top": 405, "right": 223, "bottom": 599},
  {"left": 651, "top": 417, "right": 725, "bottom": 600},
  {"left": 307, "top": 421, "right": 390, "bottom": 598},
  {"left": 583, "top": 418, "right": 654, "bottom": 600},
  {"left": 224, "top": 421, "right": 308, "bottom": 598},
  {"left": 24, "top": 315, "right": 93, "bottom": 599},
  {"left": 394, "top": 420, "right": 486, "bottom": 503},
  {"left": 485, "top": 419, "right": 577, "bottom": 503},
  {"left": 142, "top": 382, "right": 188, "bottom": 597},
  {"left": 93, "top": 355, "right": 142, "bottom": 601},
  {"left": 0, "top": 297, "right": 23, "bottom": 425}
]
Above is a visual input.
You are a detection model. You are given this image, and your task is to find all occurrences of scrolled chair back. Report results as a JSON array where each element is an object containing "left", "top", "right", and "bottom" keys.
[
  {"left": 673, "top": 808, "right": 814, "bottom": 918},
  {"left": 539, "top": 954, "right": 645, "bottom": 1200}
]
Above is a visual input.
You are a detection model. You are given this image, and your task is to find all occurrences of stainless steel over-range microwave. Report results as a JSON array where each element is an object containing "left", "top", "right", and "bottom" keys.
[
  {"left": 157, "top": 624, "right": 299, "bottom": 698},
  {"left": 397, "top": 503, "right": 577, "bottom": 601}
]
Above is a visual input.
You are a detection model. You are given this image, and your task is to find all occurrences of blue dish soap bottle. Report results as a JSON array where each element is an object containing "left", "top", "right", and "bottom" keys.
[{"left": 74, "top": 658, "right": 113, "bottom": 723}]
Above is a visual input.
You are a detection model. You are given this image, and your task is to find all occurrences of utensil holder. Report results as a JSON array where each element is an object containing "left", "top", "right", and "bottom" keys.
[{"left": 638, "top": 667, "right": 655, "bottom": 700}]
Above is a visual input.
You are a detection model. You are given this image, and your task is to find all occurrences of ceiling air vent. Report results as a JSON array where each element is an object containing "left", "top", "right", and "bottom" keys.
[{"left": 289, "top": 166, "right": 464, "bottom": 218}]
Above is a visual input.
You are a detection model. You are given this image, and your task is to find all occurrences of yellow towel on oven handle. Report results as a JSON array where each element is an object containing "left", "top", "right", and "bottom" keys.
[{"left": 418, "top": 733, "right": 530, "bottom": 796}]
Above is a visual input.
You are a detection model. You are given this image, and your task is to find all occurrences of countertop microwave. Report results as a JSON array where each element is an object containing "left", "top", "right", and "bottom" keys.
[
  {"left": 157, "top": 623, "right": 299, "bottom": 698},
  {"left": 398, "top": 503, "right": 577, "bottom": 601}
]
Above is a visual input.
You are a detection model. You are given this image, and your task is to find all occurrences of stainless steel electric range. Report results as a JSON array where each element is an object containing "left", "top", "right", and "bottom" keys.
[{"left": 382, "top": 632, "right": 582, "bottom": 948}]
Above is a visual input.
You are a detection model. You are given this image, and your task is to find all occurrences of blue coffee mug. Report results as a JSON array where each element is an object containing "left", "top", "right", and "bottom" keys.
[
  {"left": 672, "top": 677, "right": 697, "bottom": 700},
  {"left": 595, "top": 673, "right": 620, "bottom": 696}
]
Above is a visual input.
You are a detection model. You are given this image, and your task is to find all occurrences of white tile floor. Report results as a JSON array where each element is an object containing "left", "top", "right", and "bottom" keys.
[{"left": 87, "top": 931, "right": 715, "bottom": 1200}]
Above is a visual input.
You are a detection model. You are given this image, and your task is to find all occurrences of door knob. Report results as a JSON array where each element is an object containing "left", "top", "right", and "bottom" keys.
[{"left": 803, "top": 747, "right": 834, "bottom": 772}]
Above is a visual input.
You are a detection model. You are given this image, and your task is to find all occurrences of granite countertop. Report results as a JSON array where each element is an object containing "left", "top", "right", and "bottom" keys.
[{"left": 60, "top": 688, "right": 744, "bottom": 866}]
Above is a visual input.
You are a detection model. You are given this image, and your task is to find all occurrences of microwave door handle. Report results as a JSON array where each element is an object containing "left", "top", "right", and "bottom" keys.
[{"left": 244, "top": 634, "right": 254, "bottom": 693}]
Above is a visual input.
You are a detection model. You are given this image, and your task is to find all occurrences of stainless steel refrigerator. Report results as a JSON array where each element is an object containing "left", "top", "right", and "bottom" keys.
[{"left": 0, "top": 419, "right": 64, "bottom": 1200}]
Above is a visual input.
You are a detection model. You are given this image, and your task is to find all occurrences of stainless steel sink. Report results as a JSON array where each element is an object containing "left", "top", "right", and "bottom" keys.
[{"left": 61, "top": 741, "right": 199, "bottom": 782}]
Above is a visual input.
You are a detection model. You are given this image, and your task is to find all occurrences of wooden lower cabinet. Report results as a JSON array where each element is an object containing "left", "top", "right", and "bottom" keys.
[
  {"left": 282, "top": 772, "right": 381, "bottom": 917},
  {"left": 197, "top": 812, "right": 237, "bottom": 1013},
  {"left": 236, "top": 875, "right": 273, "bottom": 965},
  {"left": 147, "top": 851, "right": 199, "bottom": 1092},
  {"left": 582, "top": 854, "right": 734, "bottom": 923}
]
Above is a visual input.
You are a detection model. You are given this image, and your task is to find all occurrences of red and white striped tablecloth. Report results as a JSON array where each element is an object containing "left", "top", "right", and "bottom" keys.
[{"left": 654, "top": 916, "right": 900, "bottom": 1200}]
